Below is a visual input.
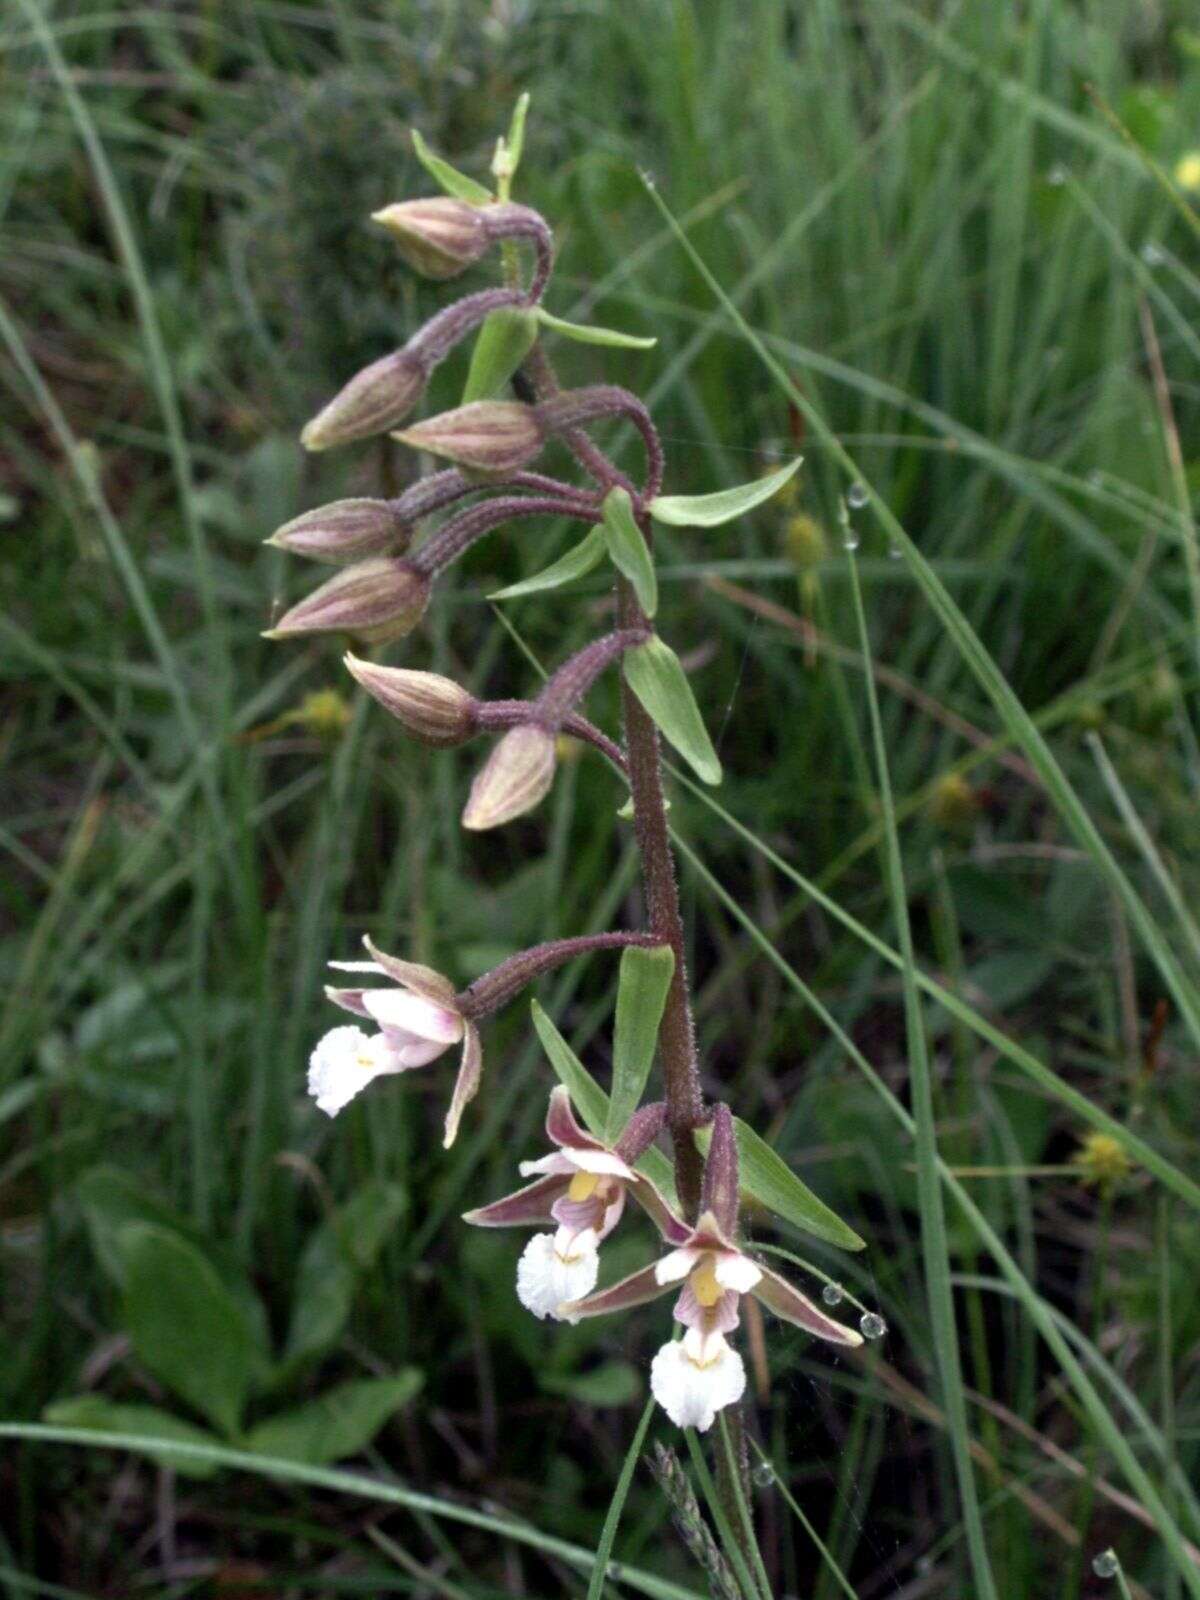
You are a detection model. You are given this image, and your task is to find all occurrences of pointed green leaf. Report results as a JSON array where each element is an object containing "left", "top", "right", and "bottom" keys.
[
  {"left": 44, "top": 1397, "right": 222, "bottom": 1480},
  {"left": 489, "top": 525, "right": 606, "bottom": 600},
  {"left": 462, "top": 308, "right": 538, "bottom": 404},
  {"left": 244, "top": 1372, "right": 423, "bottom": 1466},
  {"left": 410, "top": 128, "right": 492, "bottom": 205},
  {"left": 648, "top": 458, "right": 802, "bottom": 528},
  {"left": 623, "top": 637, "right": 721, "bottom": 785},
  {"left": 602, "top": 487, "right": 657, "bottom": 617},
  {"left": 535, "top": 308, "right": 657, "bottom": 350},
  {"left": 280, "top": 1181, "right": 407, "bottom": 1381},
  {"left": 505, "top": 93, "right": 530, "bottom": 174},
  {"left": 695, "top": 1119, "right": 865, "bottom": 1251},
  {"left": 117, "top": 1223, "right": 267, "bottom": 1437},
  {"left": 606, "top": 945, "right": 675, "bottom": 1142},
  {"left": 530, "top": 1000, "right": 676, "bottom": 1203}
]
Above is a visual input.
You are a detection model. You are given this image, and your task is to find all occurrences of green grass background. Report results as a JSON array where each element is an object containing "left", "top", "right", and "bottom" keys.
[{"left": 3, "top": 0, "right": 1200, "bottom": 1594}]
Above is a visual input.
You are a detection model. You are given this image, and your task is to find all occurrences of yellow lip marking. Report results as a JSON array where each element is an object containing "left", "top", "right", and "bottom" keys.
[
  {"left": 567, "top": 1170, "right": 600, "bottom": 1202},
  {"left": 691, "top": 1256, "right": 722, "bottom": 1308}
]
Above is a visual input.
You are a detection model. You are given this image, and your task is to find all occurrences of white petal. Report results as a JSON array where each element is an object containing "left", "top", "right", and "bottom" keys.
[
  {"left": 306, "top": 1026, "right": 400, "bottom": 1117},
  {"left": 565, "top": 1148, "right": 636, "bottom": 1178},
  {"left": 516, "top": 1232, "right": 600, "bottom": 1322},
  {"left": 650, "top": 1335, "right": 746, "bottom": 1432},
  {"left": 655, "top": 1246, "right": 700, "bottom": 1286},
  {"left": 327, "top": 960, "right": 387, "bottom": 973},
  {"left": 518, "top": 1153, "right": 576, "bottom": 1179},
  {"left": 362, "top": 988, "right": 463, "bottom": 1044},
  {"left": 715, "top": 1251, "right": 762, "bottom": 1293}
]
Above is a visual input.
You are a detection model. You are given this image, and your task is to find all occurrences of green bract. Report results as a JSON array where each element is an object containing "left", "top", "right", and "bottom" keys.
[
  {"left": 410, "top": 127, "right": 492, "bottom": 205},
  {"left": 489, "top": 525, "right": 607, "bottom": 600},
  {"left": 606, "top": 943, "right": 676, "bottom": 1141},
  {"left": 695, "top": 1118, "right": 866, "bottom": 1251},
  {"left": 648, "top": 457, "right": 802, "bottom": 528},
  {"left": 602, "top": 486, "right": 658, "bottom": 616},
  {"left": 463, "top": 307, "right": 539, "bottom": 403},
  {"left": 623, "top": 636, "right": 722, "bottom": 785},
  {"left": 536, "top": 307, "right": 657, "bottom": 349}
]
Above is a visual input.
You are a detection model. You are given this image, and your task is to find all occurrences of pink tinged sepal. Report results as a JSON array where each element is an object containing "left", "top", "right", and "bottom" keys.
[
  {"left": 443, "top": 1021, "right": 482, "bottom": 1148},
  {"left": 545, "top": 1084, "right": 603, "bottom": 1152},
  {"left": 752, "top": 1263, "right": 863, "bottom": 1347},
  {"left": 324, "top": 985, "right": 373, "bottom": 1018},
  {"left": 700, "top": 1104, "right": 739, "bottom": 1239},
  {"left": 463, "top": 1172, "right": 566, "bottom": 1228},
  {"left": 559, "top": 1262, "right": 668, "bottom": 1321},
  {"left": 627, "top": 1172, "right": 691, "bottom": 1244},
  {"left": 361, "top": 937, "right": 458, "bottom": 1007}
]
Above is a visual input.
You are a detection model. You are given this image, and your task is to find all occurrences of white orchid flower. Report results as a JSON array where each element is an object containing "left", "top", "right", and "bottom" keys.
[{"left": 309, "top": 935, "right": 482, "bottom": 1146}]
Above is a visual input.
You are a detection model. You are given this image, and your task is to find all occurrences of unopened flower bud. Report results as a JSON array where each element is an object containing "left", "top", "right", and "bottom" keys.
[
  {"left": 264, "top": 558, "right": 430, "bottom": 643},
  {"left": 344, "top": 655, "right": 476, "bottom": 747},
  {"left": 301, "top": 351, "right": 427, "bottom": 452},
  {"left": 393, "top": 401, "right": 544, "bottom": 476},
  {"left": 372, "top": 198, "right": 489, "bottom": 279},
  {"left": 267, "top": 498, "right": 411, "bottom": 564},
  {"left": 461, "top": 725, "right": 556, "bottom": 830}
]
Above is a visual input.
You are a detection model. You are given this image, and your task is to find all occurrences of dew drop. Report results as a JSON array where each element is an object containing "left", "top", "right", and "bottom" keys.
[
  {"left": 752, "top": 1462, "right": 776, "bottom": 1488},
  {"left": 821, "top": 1282, "right": 844, "bottom": 1306},
  {"left": 1088, "top": 469, "right": 1104, "bottom": 489},
  {"left": 1092, "top": 1550, "right": 1119, "bottom": 1580},
  {"left": 888, "top": 541, "right": 903, "bottom": 560},
  {"left": 846, "top": 481, "right": 869, "bottom": 509},
  {"left": 1046, "top": 163, "right": 1067, "bottom": 187},
  {"left": 841, "top": 527, "right": 860, "bottom": 552},
  {"left": 859, "top": 1311, "right": 887, "bottom": 1340},
  {"left": 1141, "top": 241, "right": 1165, "bottom": 266}
]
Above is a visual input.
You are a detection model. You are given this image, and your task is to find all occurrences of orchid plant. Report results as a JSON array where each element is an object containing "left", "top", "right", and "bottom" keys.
[{"left": 266, "top": 98, "right": 869, "bottom": 1575}]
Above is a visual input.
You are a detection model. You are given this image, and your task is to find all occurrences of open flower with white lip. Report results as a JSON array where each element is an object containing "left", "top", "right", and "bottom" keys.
[
  {"left": 561, "top": 1106, "right": 862, "bottom": 1429},
  {"left": 309, "top": 936, "right": 481, "bottom": 1147},
  {"left": 463, "top": 1088, "right": 679, "bottom": 1323}
]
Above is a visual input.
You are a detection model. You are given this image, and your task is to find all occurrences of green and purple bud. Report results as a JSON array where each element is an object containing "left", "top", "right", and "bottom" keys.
[
  {"left": 393, "top": 401, "right": 545, "bottom": 476},
  {"left": 266, "top": 498, "right": 412, "bottom": 564},
  {"left": 344, "top": 655, "right": 476, "bottom": 747},
  {"left": 372, "top": 197, "right": 490, "bottom": 279},
  {"left": 374, "top": 199, "right": 554, "bottom": 297},
  {"left": 301, "top": 350, "right": 427, "bottom": 453},
  {"left": 461, "top": 724, "right": 556, "bottom": 830},
  {"left": 264, "top": 558, "right": 430, "bottom": 644}
]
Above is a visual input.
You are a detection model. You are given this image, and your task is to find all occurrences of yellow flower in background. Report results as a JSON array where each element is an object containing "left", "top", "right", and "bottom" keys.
[
  {"left": 294, "top": 688, "right": 353, "bottom": 738},
  {"left": 783, "top": 512, "right": 828, "bottom": 573},
  {"left": 1174, "top": 151, "right": 1200, "bottom": 192},
  {"left": 1072, "top": 1131, "right": 1134, "bottom": 1190}
]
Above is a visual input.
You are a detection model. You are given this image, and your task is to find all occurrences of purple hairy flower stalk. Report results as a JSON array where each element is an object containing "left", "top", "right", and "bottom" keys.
[{"left": 457, "top": 933, "right": 665, "bottom": 1019}]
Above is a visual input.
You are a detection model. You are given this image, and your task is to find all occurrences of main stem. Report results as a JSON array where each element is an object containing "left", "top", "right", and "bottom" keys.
[{"left": 518, "top": 339, "right": 705, "bottom": 1219}]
